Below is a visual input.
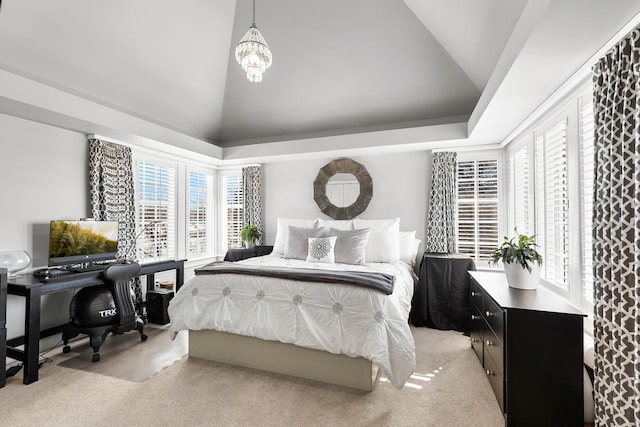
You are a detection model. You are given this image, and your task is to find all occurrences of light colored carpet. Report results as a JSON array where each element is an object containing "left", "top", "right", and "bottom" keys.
[
  {"left": 57, "top": 324, "right": 187, "bottom": 383},
  {"left": 0, "top": 326, "right": 504, "bottom": 427}
]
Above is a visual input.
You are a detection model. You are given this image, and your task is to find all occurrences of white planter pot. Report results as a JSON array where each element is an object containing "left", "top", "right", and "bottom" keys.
[{"left": 503, "top": 262, "right": 541, "bottom": 290}]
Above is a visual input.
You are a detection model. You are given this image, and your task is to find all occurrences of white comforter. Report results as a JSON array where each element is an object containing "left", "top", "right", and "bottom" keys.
[{"left": 168, "top": 255, "right": 416, "bottom": 389}]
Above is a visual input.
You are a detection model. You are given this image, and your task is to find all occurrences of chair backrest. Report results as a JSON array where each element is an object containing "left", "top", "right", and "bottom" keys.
[
  {"left": 102, "top": 262, "right": 141, "bottom": 283},
  {"left": 101, "top": 262, "right": 141, "bottom": 326}
]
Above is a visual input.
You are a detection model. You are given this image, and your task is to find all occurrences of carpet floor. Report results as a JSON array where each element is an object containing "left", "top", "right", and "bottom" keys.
[{"left": 0, "top": 326, "right": 504, "bottom": 427}]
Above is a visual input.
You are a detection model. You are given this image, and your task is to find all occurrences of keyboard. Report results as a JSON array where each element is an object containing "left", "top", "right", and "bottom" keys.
[{"left": 32, "top": 268, "right": 74, "bottom": 279}]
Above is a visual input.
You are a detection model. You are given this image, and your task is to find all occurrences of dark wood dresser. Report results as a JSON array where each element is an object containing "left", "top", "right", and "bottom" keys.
[{"left": 469, "top": 271, "right": 585, "bottom": 426}]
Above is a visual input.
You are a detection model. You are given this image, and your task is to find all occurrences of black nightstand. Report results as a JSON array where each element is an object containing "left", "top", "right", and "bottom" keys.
[
  {"left": 409, "top": 252, "right": 476, "bottom": 331},
  {"left": 224, "top": 245, "right": 273, "bottom": 262}
]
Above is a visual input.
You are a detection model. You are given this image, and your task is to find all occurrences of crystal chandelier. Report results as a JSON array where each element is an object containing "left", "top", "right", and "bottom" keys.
[{"left": 235, "top": 0, "right": 272, "bottom": 83}]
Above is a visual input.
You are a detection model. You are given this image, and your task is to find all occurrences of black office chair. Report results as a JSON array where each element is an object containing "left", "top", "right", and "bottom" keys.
[{"left": 62, "top": 262, "right": 147, "bottom": 362}]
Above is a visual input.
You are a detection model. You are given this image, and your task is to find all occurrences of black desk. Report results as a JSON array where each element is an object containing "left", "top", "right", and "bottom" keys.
[
  {"left": 6, "top": 259, "right": 185, "bottom": 385},
  {"left": 410, "top": 253, "right": 476, "bottom": 332},
  {"left": 1, "top": 268, "right": 7, "bottom": 388},
  {"left": 224, "top": 246, "right": 273, "bottom": 262}
]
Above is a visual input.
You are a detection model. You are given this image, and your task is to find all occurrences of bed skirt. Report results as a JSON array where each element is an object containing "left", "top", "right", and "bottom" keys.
[{"left": 188, "top": 330, "right": 379, "bottom": 391}]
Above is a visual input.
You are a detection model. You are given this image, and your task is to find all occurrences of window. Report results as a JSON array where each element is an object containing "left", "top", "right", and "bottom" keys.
[
  {"left": 507, "top": 144, "right": 530, "bottom": 234},
  {"left": 505, "top": 81, "right": 597, "bottom": 319},
  {"left": 136, "top": 160, "right": 176, "bottom": 260},
  {"left": 534, "top": 119, "right": 569, "bottom": 290},
  {"left": 579, "top": 98, "right": 595, "bottom": 310},
  {"left": 222, "top": 172, "right": 243, "bottom": 250},
  {"left": 456, "top": 158, "right": 500, "bottom": 264},
  {"left": 187, "top": 169, "right": 213, "bottom": 257}
]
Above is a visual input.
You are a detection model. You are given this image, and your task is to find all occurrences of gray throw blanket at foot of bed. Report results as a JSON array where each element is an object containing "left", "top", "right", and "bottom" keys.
[{"left": 195, "top": 262, "right": 395, "bottom": 295}]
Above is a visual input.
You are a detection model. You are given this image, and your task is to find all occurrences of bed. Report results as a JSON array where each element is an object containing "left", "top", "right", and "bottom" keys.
[{"left": 168, "top": 218, "right": 419, "bottom": 390}]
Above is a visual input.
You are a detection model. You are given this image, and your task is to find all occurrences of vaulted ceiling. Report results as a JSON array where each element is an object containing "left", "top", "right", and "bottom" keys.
[{"left": 1, "top": 1, "right": 639, "bottom": 162}]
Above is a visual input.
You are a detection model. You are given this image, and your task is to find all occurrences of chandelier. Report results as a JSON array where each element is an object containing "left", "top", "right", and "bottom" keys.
[{"left": 235, "top": 0, "right": 272, "bottom": 83}]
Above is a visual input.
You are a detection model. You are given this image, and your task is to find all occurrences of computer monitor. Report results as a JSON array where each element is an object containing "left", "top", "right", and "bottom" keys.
[{"left": 48, "top": 220, "right": 119, "bottom": 267}]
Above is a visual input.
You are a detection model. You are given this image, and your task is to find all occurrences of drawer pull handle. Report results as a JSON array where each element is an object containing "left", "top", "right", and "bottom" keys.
[
  {"left": 471, "top": 291, "right": 479, "bottom": 297},
  {"left": 471, "top": 315, "right": 481, "bottom": 320},
  {"left": 486, "top": 310, "right": 494, "bottom": 317},
  {"left": 486, "top": 369, "right": 494, "bottom": 376},
  {"left": 486, "top": 340, "right": 493, "bottom": 346}
]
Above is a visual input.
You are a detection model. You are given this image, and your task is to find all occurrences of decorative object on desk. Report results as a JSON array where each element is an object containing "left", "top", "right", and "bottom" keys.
[
  {"left": 489, "top": 230, "right": 542, "bottom": 290},
  {"left": 0, "top": 250, "right": 32, "bottom": 277},
  {"left": 241, "top": 224, "right": 263, "bottom": 249}
]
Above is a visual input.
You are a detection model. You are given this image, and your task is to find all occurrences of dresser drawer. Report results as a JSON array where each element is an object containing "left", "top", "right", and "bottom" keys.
[
  {"left": 470, "top": 280, "right": 484, "bottom": 312},
  {"left": 484, "top": 350, "right": 505, "bottom": 413},
  {"left": 482, "top": 294, "right": 504, "bottom": 341},
  {"left": 470, "top": 306, "right": 484, "bottom": 363},
  {"left": 483, "top": 327, "right": 504, "bottom": 377}
]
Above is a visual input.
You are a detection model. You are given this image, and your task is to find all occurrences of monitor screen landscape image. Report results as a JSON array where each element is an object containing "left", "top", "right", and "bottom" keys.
[{"left": 49, "top": 220, "right": 119, "bottom": 263}]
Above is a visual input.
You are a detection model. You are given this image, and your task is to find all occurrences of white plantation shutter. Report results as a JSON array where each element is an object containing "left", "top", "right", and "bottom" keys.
[
  {"left": 579, "top": 98, "right": 595, "bottom": 308},
  {"left": 223, "top": 173, "right": 244, "bottom": 249},
  {"left": 137, "top": 160, "right": 176, "bottom": 260},
  {"left": 457, "top": 159, "right": 499, "bottom": 263},
  {"left": 187, "top": 170, "right": 212, "bottom": 256},
  {"left": 508, "top": 145, "right": 530, "bottom": 234},
  {"left": 534, "top": 119, "right": 569, "bottom": 289}
]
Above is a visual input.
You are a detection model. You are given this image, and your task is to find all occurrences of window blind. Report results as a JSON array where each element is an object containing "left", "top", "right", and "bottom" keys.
[
  {"left": 223, "top": 174, "right": 244, "bottom": 249},
  {"left": 187, "top": 170, "right": 210, "bottom": 255},
  {"left": 508, "top": 145, "right": 530, "bottom": 234},
  {"left": 457, "top": 159, "right": 499, "bottom": 263},
  {"left": 137, "top": 161, "right": 176, "bottom": 260},
  {"left": 534, "top": 119, "right": 569, "bottom": 289},
  {"left": 579, "top": 98, "right": 595, "bottom": 308}
]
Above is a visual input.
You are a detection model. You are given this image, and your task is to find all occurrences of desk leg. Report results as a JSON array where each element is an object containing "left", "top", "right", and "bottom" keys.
[
  {"left": 146, "top": 273, "right": 156, "bottom": 293},
  {"left": 23, "top": 288, "right": 41, "bottom": 384},
  {"left": 176, "top": 266, "right": 184, "bottom": 292}
]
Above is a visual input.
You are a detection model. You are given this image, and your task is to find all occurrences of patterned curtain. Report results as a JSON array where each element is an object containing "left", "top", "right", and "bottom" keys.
[
  {"left": 424, "top": 152, "right": 457, "bottom": 253},
  {"left": 242, "top": 165, "right": 263, "bottom": 239},
  {"left": 592, "top": 27, "right": 640, "bottom": 426},
  {"left": 88, "top": 138, "right": 142, "bottom": 305}
]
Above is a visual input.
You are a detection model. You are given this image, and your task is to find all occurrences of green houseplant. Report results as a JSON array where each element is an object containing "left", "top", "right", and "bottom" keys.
[
  {"left": 490, "top": 230, "right": 542, "bottom": 290},
  {"left": 241, "top": 225, "right": 262, "bottom": 249}
]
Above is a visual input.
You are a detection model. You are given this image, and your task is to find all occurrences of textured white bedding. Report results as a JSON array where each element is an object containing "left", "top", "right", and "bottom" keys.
[{"left": 168, "top": 255, "right": 416, "bottom": 389}]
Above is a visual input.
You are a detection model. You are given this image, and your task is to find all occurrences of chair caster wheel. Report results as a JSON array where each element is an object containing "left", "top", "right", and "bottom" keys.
[
  {"left": 92, "top": 353, "right": 100, "bottom": 363},
  {"left": 62, "top": 345, "right": 71, "bottom": 354},
  {"left": 141, "top": 334, "right": 148, "bottom": 342}
]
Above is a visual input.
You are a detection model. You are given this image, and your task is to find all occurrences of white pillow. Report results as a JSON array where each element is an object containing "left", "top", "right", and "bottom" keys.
[
  {"left": 316, "top": 219, "right": 354, "bottom": 230},
  {"left": 272, "top": 218, "right": 317, "bottom": 255},
  {"left": 306, "top": 236, "right": 337, "bottom": 264},
  {"left": 399, "top": 230, "right": 421, "bottom": 266},
  {"left": 353, "top": 218, "right": 400, "bottom": 263}
]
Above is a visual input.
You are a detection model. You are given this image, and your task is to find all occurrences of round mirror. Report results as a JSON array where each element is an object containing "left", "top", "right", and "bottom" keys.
[
  {"left": 326, "top": 173, "right": 359, "bottom": 207},
  {"left": 313, "top": 158, "right": 372, "bottom": 220}
]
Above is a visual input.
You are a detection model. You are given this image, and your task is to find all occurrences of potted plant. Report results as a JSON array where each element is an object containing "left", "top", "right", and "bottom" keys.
[
  {"left": 241, "top": 225, "right": 262, "bottom": 249},
  {"left": 490, "top": 230, "right": 542, "bottom": 290}
]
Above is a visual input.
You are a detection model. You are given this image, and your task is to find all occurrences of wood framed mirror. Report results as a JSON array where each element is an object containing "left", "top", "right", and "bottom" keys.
[{"left": 313, "top": 158, "right": 372, "bottom": 220}]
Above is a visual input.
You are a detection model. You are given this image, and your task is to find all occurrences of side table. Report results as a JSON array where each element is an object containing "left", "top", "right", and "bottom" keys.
[
  {"left": 409, "top": 253, "right": 476, "bottom": 332},
  {"left": 224, "top": 246, "right": 273, "bottom": 262}
]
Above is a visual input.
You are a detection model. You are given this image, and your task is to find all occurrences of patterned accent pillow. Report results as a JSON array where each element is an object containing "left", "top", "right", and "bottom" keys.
[{"left": 306, "top": 236, "right": 337, "bottom": 264}]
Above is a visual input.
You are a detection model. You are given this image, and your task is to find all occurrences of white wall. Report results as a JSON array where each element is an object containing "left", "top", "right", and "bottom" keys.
[
  {"left": 262, "top": 151, "right": 433, "bottom": 247},
  {"left": 0, "top": 113, "right": 90, "bottom": 342}
]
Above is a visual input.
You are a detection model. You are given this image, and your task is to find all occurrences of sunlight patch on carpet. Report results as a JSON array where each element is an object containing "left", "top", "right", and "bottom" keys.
[{"left": 57, "top": 325, "right": 187, "bottom": 383}]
